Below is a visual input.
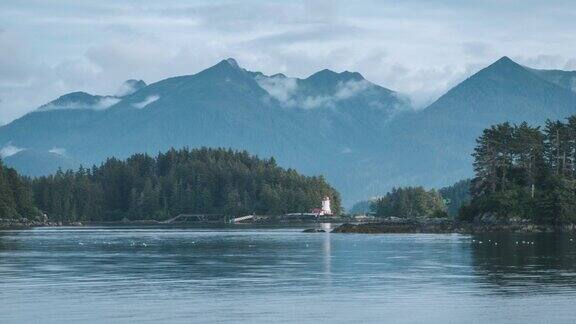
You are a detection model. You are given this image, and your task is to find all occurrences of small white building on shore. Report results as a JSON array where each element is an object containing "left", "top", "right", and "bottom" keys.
[{"left": 310, "top": 197, "right": 332, "bottom": 216}]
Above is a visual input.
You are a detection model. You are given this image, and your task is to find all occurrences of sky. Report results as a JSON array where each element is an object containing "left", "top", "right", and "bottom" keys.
[{"left": 1, "top": 0, "right": 576, "bottom": 123}]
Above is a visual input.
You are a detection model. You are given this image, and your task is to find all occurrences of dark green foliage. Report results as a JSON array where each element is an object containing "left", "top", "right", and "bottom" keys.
[
  {"left": 0, "top": 160, "right": 39, "bottom": 219},
  {"left": 371, "top": 186, "right": 446, "bottom": 218},
  {"left": 464, "top": 116, "right": 576, "bottom": 224},
  {"left": 431, "top": 209, "right": 449, "bottom": 219},
  {"left": 439, "top": 179, "right": 471, "bottom": 218},
  {"left": 31, "top": 148, "right": 341, "bottom": 222},
  {"left": 349, "top": 199, "right": 374, "bottom": 215}
]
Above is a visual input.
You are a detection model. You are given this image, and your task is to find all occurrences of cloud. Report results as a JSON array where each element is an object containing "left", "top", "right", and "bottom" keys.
[
  {"left": 257, "top": 75, "right": 373, "bottom": 109},
  {"left": 515, "top": 54, "right": 576, "bottom": 71},
  {"left": 255, "top": 75, "right": 298, "bottom": 105},
  {"left": 301, "top": 79, "right": 374, "bottom": 109},
  {"left": 133, "top": 95, "right": 159, "bottom": 109},
  {"left": 49, "top": 147, "right": 66, "bottom": 156},
  {"left": 243, "top": 23, "right": 368, "bottom": 48},
  {"left": 95, "top": 97, "right": 121, "bottom": 110},
  {"left": 115, "top": 83, "right": 138, "bottom": 97},
  {"left": 334, "top": 79, "right": 371, "bottom": 100},
  {"left": 301, "top": 95, "right": 333, "bottom": 109},
  {"left": 461, "top": 42, "right": 493, "bottom": 58},
  {"left": 40, "top": 96, "right": 120, "bottom": 111},
  {"left": 1, "top": 1, "right": 576, "bottom": 123},
  {"left": 0, "top": 143, "right": 24, "bottom": 158},
  {"left": 565, "top": 59, "right": 576, "bottom": 71}
]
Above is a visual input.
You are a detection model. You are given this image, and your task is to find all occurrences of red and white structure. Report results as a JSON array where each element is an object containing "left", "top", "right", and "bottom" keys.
[{"left": 310, "top": 196, "right": 333, "bottom": 216}]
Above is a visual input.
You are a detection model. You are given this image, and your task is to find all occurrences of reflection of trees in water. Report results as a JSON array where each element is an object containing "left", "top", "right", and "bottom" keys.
[
  {"left": 0, "top": 229, "right": 330, "bottom": 293},
  {"left": 0, "top": 231, "right": 27, "bottom": 253},
  {"left": 0, "top": 232, "right": 9, "bottom": 251},
  {"left": 470, "top": 233, "right": 576, "bottom": 295},
  {"left": 83, "top": 234, "right": 307, "bottom": 282}
]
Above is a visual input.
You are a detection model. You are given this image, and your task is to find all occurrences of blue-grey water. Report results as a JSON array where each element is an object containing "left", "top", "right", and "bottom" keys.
[{"left": 2, "top": 226, "right": 576, "bottom": 323}]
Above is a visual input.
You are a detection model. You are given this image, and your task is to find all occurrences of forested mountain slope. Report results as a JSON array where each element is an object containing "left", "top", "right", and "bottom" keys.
[{"left": 1, "top": 57, "right": 576, "bottom": 206}]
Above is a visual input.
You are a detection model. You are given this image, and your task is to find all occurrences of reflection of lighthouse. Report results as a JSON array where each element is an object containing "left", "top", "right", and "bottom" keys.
[{"left": 321, "top": 196, "right": 332, "bottom": 216}]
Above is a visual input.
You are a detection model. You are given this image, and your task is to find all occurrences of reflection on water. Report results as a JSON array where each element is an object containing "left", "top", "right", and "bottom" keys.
[
  {"left": 470, "top": 233, "right": 576, "bottom": 295},
  {"left": 322, "top": 223, "right": 332, "bottom": 279},
  {"left": 1, "top": 226, "right": 576, "bottom": 323}
]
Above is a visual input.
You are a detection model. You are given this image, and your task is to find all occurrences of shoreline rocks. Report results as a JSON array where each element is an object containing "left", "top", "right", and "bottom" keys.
[
  {"left": 302, "top": 228, "right": 326, "bottom": 233},
  {"left": 332, "top": 218, "right": 454, "bottom": 234},
  {"left": 5, "top": 216, "right": 575, "bottom": 234},
  {"left": 332, "top": 217, "right": 576, "bottom": 234},
  {"left": 0, "top": 218, "right": 82, "bottom": 230}
]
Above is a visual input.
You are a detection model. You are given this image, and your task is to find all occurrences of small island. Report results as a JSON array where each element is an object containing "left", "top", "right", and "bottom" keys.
[
  {"left": 1, "top": 148, "right": 343, "bottom": 229},
  {"left": 335, "top": 115, "right": 576, "bottom": 234}
]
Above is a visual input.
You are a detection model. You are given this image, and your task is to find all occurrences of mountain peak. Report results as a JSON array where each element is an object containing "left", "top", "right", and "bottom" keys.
[
  {"left": 461, "top": 55, "right": 529, "bottom": 84},
  {"left": 39, "top": 91, "right": 99, "bottom": 110},
  {"left": 225, "top": 58, "right": 240, "bottom": 69},
  {"left": 37, "top": 91, "right": 121, "bottom": 112},
  {"left": 425, "top": 54, "right": 576, "bottom": 121},
  {"left": 496, "top": 56, "right": 514, "bottom": 64},
  {"left": 306, "top": 69, "right": 365, "bottom": 83},
  {"left": 165, "top": 57, "right": 267, "bottom": 98},
  {"left": 309, "top": 69, "right": 338, "bottom": 79},
  {"left": 485, "top": 56, "right": 524, "bottom": 72},
  {"left": 116, "top": 79, "right": 147, "bottom": 97},
  {"left": 124, "top": 79, "right": 146, "bottom": 87},
  {"left": 201, "top": 58, "right": 248, "bottom": 77},
  {"left": 341, "top": 71, "right": 365, "bottom": 81},
  {"left": 211, "top": 58, "right": 242, "bottom": 71}
]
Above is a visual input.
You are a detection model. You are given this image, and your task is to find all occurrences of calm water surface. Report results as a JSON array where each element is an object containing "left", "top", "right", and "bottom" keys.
[{"left": 2, "top": 226, "right": 576, "bottom": 323}]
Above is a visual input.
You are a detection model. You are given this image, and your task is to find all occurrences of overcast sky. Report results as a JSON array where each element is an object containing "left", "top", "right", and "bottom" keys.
[{"left": 1, "top": 0, "right": 575, "bottom": 123}]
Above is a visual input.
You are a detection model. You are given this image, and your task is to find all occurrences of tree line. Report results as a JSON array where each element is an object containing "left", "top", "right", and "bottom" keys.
[
  {"left": 371, "top": 186, "right": 447, "bottom": 218},
  {"left": 0, "top": 161, "right": 39, "bottom": 219},
  {"left": 461, "top": 116, "right": 576, "bottom": 224},
  {"left": 439, "top": 179, "right": 471, "bottom": 218},
  {"left": 2, "top": 148, "right": 341, "bottom": 222}
]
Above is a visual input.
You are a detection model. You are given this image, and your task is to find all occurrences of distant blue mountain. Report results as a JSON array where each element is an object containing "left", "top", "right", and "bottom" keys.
[
  {"left": 3, "top": 149, "right": 79, "bottom": 177},
  {"left": 355, "top": 57, "right": 576, "bottom": 202},
  {"left": 37, "top": 91, "right": 118, "bottom": 111},
  {"left": 528, "top": 67, "right": 576, "bottom": 93},
  {"left": 116, "top": 79, "right": 147, "bottom": 97},
  {"left": 1, "top": 57, "right": 575, "bottom": 206}
]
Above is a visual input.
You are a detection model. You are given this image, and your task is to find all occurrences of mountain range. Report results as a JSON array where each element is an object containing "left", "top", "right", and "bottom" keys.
[{"left": 1, "top": 56, "right": 575, "bottom": 207}]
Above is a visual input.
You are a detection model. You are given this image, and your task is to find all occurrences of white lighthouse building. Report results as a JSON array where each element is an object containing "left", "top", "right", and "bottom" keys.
[
  {"left": 307, "top": 196, "right": 333, "bottom": 216},
  {"left": 321, "top": 196, "right": 332, "bottom": 215}
]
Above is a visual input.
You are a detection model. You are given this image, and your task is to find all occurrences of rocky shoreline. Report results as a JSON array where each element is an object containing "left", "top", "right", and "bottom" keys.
[
  {"left": 0, "top": 218, "right": 84, "bottom": 230},
  {"left": 329, "top": 218, "right": 576, "bottom": 234},
  {"left": 5, "top": 216, "right": 575, "bottom": 234},
  {"left": 331, "top": 218, "right": 454, "bottom": 234}
]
